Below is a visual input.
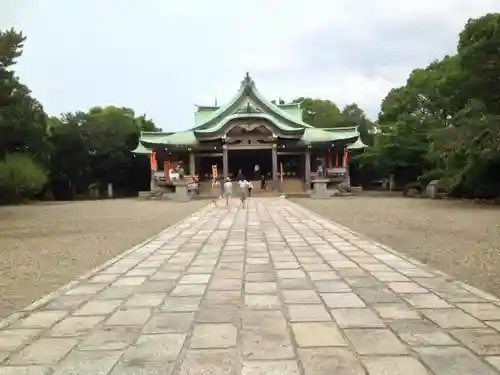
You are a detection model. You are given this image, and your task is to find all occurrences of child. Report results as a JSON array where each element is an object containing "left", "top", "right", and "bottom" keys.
[{"left": 248, "top": 181, "right": 253, "bottom": 197}]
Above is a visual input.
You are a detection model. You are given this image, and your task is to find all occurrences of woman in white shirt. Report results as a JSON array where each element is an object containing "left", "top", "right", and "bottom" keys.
[
  {"left": 211, "top": 179, "right": 221, "bottom": 206},
  {"left": 223, "top": 178, "right": 233, "bottom": 207}
]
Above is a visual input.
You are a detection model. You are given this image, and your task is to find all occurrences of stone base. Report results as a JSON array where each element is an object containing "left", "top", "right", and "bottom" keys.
[
  {"left": 309, "top": 179, "right": 330, "bottom": 199},
  {"left": 173, "top": 183, "right": 191, "bottom": 202},
  {"left": 138, "top": 191, "right": 152, "bottom": 200},
  {"left": 138, "top": 188, "right": 174, "bottom": 200}
]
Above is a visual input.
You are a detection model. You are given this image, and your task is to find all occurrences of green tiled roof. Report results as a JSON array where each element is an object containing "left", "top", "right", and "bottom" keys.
[
  {"left": 279, "top": 105, "right": 302, "bottom": 121},
  {"left": 301, "top": 128, "right": 358, "bottom": 144},
  {"left": 194, "top": 113, "right": 302, "bottom": 135},
  {"left": 194, "top": 106, "right": 219, "bottom": 126},
  {"left": 195, "top": 102, "right": 303, "bottom": 125},
  {"left": 193, "top": 73, "right": 311, "bottom": 132},
  {"left": 136, "top": 128, "right": 364, "bottom": 147},
  {"left": 140, "top": 131, "right": 197, "bottom": 147}
]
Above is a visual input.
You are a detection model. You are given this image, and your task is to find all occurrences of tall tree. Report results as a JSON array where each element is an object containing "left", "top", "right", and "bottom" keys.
[
  {"left": 292, "top": 97, "right": 343, "bottom": 128},
  {"left": 0, "top": 29, "right": 49, "bottom": 162}
]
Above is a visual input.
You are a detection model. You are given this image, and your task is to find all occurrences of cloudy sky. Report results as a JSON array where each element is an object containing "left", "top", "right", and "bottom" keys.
[{"left": 2, "top": 0, "right": 500, "bottom": 130}]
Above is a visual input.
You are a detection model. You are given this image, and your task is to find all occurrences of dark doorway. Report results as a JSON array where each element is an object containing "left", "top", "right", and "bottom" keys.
[
  {"left": 228, "top": 149, "right": 272, "bottom": 180},
  {"left": 278, "top": 154, "right": 304, "bottom": 179}
]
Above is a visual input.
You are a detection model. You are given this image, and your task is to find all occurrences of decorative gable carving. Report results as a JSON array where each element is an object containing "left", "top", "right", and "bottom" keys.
[
  {"left": 234, "top": 98, "right": 264, "bottom": 115},
  {"left": 226, "top": 123, "right": 273, "bottom": 137},
  {"left": 235, "top": 102, "right": 262, "bottom": 114}
]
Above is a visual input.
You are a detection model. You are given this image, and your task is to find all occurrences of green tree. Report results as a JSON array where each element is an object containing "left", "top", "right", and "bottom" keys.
[
  {"left": 0, "top": 27, "right": 162, "bottom": 202},
  {"left": 82, "top": 106, "right": 140, "bottom": 190},
  {"left": 47, "top": 106, "right": 158, "bottom": 198},
  {"left": 362, "top": 56, "right": 462, "bottom": 186},
  {"left": 292, "top": 97, "right": 343, "bottom": 128},
  {"left": 0, "top": 29, "right": 49, "bottom": 162},
  {"left": 48, "top": 112, "right": 91, "bottom": 198},
  {"left": 338, "top": 103, "right": 375, "bottom": 145},
  {"left": 137, "top": 114, "right": 161, "bottom": 132},
  {"left": 364, "top": 13, "right": 500, "bottom": 197}
]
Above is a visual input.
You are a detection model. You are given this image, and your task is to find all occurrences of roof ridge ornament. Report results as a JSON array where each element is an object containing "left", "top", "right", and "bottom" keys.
[{"left": 241, "top": 72, "right": 255, "bottom": 89}]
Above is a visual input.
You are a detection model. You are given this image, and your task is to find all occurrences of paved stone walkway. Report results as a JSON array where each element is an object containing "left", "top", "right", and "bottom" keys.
[{"left": 2, "top": 198, "right": 500, "bottom": 374}]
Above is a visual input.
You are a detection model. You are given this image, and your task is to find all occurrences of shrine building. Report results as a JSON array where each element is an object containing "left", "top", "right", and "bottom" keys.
[{"left": 132, "top": 73, "right": 367, "bottom": 194}]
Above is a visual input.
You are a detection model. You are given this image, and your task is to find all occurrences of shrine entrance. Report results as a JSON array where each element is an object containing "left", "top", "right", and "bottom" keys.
[{"left": 228, "top": 149, "right": 272, "bottom": 180}]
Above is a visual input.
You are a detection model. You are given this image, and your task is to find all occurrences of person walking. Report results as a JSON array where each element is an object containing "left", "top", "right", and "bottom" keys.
[
  {"left": 211, "top": 179, "right": 221, "bottom": 206},
  {"left": 238, "top": 178, "right": 249, "bottom": 208},
  {"left": 223, "top": 177, "right": 233, "bottom": 207},
  {"left": 260, "top": 173, "right": 266, "bottom": 192},
  {"left": 248, "top": 180, "right": 253, "bottom": 197}
]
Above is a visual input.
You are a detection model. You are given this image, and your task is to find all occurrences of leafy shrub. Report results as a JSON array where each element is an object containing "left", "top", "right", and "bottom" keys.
[
  {"left": 403, "top": 181, "right": 424, "bottom": 197},
  {"left": 0, "top": 153, "right": 48, "bottom": 203}
]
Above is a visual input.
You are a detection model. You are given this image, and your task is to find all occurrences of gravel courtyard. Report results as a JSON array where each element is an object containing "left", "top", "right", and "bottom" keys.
[
  {"left": 294, "top": 196, "right": 500, "bottom": 297},
  {"left": 1, "top": 196, "right": 500, "bottom": 322},
  {"left": 0, "top": 199, "right": 208, "bottom": 319}
]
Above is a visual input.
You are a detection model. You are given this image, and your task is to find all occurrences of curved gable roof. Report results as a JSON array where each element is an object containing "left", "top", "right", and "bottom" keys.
[{"left": 192, "top": 73, "right": 312, "bottom": 132}]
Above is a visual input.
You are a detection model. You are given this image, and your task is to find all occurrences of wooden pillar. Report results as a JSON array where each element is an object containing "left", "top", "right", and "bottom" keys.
[
  {"left": 222, "top": 145, "right": 229, "bottom": 178},
  {"left": 305, "top": 147, "right": 311, "bottom": 189},
  {"left": 272, "top": 144, "right": 278, "bottom": 186},
  {"left": 189, "top": 150, "right": 195, "bottom": 175}
]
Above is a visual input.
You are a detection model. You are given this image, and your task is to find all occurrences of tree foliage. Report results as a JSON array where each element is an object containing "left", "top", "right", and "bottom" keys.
[
  {"left": 0, "top": 29, "right": 49, "bottom": 163},
  {"left": 0, "top": 153, "right": 47, "bottom": 202},
  {"left": 292, "top": 97, "right": 375, "bottom": 145},
  {"left": 0, "top": 28, "right": 160, "bottom": 202},
  {"left": 363, "top": 13, "right": 500, "bottom": 198}
]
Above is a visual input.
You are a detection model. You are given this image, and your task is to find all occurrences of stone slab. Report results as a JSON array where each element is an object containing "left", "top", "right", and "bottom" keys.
[{"left": 0, "top": 198, "right": 499, "bottom": 374}]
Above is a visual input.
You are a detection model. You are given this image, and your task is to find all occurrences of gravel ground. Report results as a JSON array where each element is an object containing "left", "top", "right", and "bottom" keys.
[
  {"left": 0, "top": 199, "right": 208, "bottom": 319},
  {"left": 293, "top": 196, "right": 500, "bottom": 297}
]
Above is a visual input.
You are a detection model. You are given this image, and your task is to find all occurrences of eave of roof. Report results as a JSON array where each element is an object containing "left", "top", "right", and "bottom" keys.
[
  {"left": 131, "top": 141, "right": 151, "bottom": 154},
  {"left": 347, "top": 137, "right": 368, "bottom": 149},
  {"left": 300, "top": 127, "right": 359, "bottom": 144},
  {"left": 140, "top": 130, "right": 197, "bottom": 147}
]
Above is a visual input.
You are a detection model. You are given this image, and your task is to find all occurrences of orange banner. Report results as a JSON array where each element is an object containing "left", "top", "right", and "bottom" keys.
[
  {"left": 212, "top": 165, "right": 217, "bottom": 181},
  {"left": 343, "top": 150, "right": 348, "bottom": 168},
  {"left": 150, "top": 152, "right": 157, "bottom": 171}
]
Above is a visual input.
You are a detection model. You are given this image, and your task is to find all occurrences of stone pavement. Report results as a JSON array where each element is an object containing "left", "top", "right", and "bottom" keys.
[{"left": 1, "top": 198, "right": 500, "bottom": 374}]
